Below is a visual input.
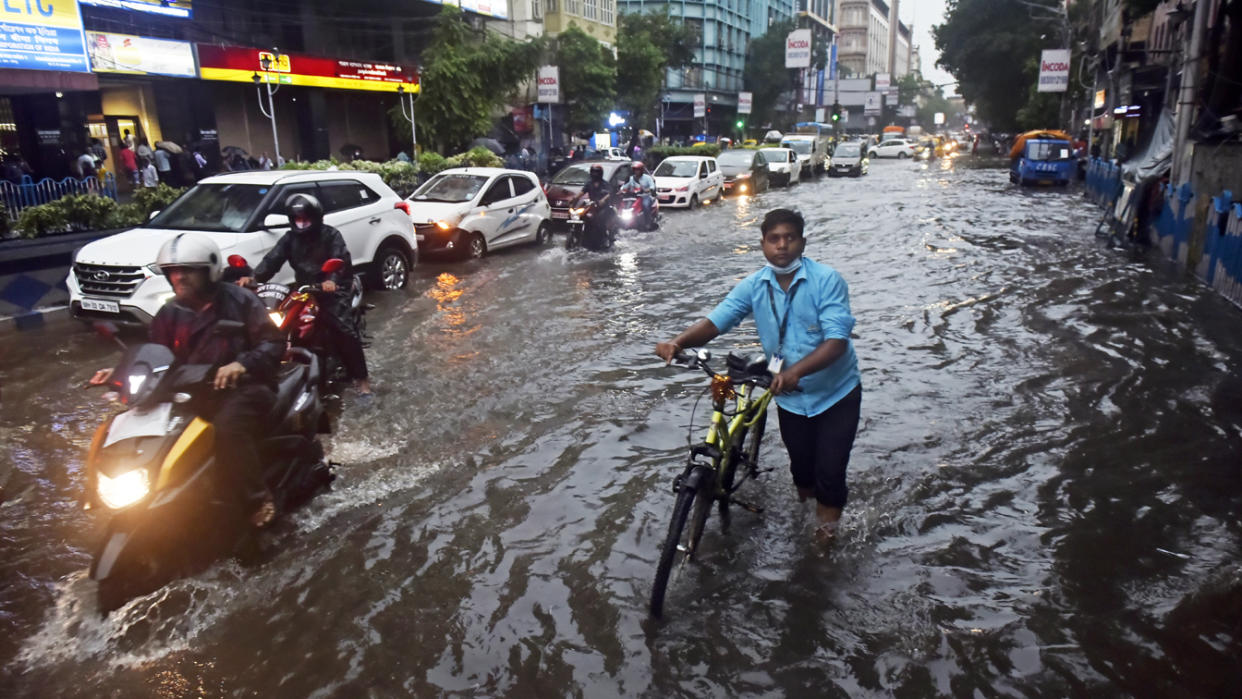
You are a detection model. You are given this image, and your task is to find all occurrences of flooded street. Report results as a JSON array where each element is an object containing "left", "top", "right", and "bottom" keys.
[{"left": 3, "top": 158, "right": 1240, "bottom": 696}]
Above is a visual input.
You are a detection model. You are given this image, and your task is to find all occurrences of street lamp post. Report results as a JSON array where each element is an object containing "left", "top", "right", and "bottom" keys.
[
  {"left": 252, "top": 49, "right": 282, "bottom": 164},
  {"left": 397, "top": 84, "right": 417, "bottom": 151}
]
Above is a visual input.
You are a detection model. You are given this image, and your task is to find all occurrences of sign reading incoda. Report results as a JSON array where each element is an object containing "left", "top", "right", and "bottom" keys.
[
  {"left": 537, "top": 66, "right": 559, "bottom": 103},
  {"left": 785, "top": 29, "right": 811, "bottom": 69},
  {"left": 1038, "top": 49, "right": 1070, "bottom": 92}
]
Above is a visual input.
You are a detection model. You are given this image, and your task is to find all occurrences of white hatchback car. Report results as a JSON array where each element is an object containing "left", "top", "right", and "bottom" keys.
[
  {"left": 869, "top": 138, "right": 917, "bottom": 159},
  {"left": 68, "top": 170, "right": 418, "bottom": 324},
  {"left": 406, "top": 168, "right": 551, "bottom": 258},
  {"left": 652, "top": 156, "right": 723, "bottom": 209},
  {"left": 759, "top": 147, "right": 802, "bottom": 186}
]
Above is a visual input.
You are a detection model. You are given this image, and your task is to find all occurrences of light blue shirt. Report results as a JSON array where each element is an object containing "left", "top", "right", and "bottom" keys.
[{"left": 706, "top": 257, "right": 860, "bottom": 416}]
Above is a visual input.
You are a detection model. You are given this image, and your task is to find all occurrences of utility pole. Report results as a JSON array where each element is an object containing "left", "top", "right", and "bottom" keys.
[
  {"left": 397, "top": 84, "right": 417, "bottom": 152},
  {"left": 252, "top": 49, "right": 283, "bottom": 164},
  {"left": 1172, "top": 0, "right": 1211, "bottom": 185}
]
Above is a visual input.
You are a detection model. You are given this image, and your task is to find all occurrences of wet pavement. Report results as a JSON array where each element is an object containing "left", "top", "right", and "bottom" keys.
[{"left": 2, "top": 156, "right": 1240, "bottom": 696}]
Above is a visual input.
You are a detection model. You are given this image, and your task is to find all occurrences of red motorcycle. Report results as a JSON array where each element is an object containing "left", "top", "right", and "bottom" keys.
[{"left": 615, "top": 191, "right": 660, "bottom": 231}]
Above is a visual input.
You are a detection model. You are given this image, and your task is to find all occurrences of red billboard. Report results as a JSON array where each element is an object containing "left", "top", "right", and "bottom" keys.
[{"left": 197, "top": 44, "right": 419, "bottom": 93}]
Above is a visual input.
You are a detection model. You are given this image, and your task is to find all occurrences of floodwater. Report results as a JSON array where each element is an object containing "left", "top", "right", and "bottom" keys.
[{"left": 2, "top": 157, "right": 1240, "bottom": 696}]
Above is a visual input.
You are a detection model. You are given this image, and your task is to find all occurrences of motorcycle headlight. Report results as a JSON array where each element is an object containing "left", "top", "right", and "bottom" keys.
[
  {"left": 620, "top": 209, "right": 633, "bottom": 220},
  {"left": 98, "top": 468, "right": 150, "bottom": 510},
  {"left": 269, "top": 310, "right": 285, "bottom": 326}
]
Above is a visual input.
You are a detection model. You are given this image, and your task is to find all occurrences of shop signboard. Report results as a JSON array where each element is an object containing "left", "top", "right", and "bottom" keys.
[
  {"left": 537, "top": 66, "right": 559, "bottom": 103},
  {"left": 1094, "top": 89, "right": 1106, "bottom": 109},
  {"left": 197, "top": 45, "right": 419, "bottom": 93},
  {"left": 1037, "top": 49, "right": 1070, "bottom": 92},
  {"left": 875, "top": 73, "right": 891, "bottom": 90},
  {"left": 88, "top": 32, "right": 196, "bottom": 77},
  {"left": 79, "top": 0, "right": 192, "bottom": 18},
  {"left": 693, "top": 94, "right": 706, "bottom": 119},
  {"left": 0, "top": 0, "right": 90, "bottom": 73},
  {"left": 934, "top": 112, "right": 945, "bottom": 125},
  {"left": 864, "top": 92, "right": 881, "bottom": 116},
  {"left": 737, "top": 91, "right": 752, "bottom": 115},
  {"left": 784, "top": 29, "right": 811, "bottom": 69}
]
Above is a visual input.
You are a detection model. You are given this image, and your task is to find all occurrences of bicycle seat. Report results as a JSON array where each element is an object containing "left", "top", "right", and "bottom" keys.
[{"left": 726, "top": 352, "right": 771, "bottom": 381}]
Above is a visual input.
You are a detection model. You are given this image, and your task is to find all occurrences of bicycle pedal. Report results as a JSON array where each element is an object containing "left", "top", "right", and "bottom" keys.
[{"left": 730, "top": 499, "right": 764, "bottom": 514}]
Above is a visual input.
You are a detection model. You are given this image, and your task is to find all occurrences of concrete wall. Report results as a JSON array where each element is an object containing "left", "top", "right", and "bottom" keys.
[{"left": 1186, "top": 141, "right": 1242, "bottom": 265}]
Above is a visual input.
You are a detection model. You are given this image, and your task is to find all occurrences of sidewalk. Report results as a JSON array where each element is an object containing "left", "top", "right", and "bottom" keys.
[{"left": 0, "top": 229, "right": 117, "bottom": 331}]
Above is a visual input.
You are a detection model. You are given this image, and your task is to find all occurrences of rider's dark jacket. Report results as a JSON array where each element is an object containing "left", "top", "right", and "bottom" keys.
[
  {"left": 149, "top": 282, "right": 285, "bottom": 386},
  {"left": 252, "top": 224, "right": 352, "bottom": 288},
  {"left": 582, "top": 177, "right": 612, "bottom": 204}
]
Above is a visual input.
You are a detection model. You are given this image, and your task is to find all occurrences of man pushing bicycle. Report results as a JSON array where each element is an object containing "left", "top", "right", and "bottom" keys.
[{"left": 655, "top": 208, "right": 862, "bottom": 548}]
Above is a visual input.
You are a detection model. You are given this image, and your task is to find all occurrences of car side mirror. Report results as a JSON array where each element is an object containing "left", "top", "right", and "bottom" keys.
[{"left": 262, "top": 213, "right": 290, "bottom": 230}]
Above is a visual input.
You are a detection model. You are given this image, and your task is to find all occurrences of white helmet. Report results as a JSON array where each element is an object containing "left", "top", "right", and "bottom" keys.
[{"left": 155, "top": 232, "right": 223, "bottom": 282}]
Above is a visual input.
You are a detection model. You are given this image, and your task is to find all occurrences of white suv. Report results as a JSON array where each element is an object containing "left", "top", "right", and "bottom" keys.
[
  {"left": 869, "top": 138, "right": 917, "bottom": 159},
  {"left": 68, "top": 171, "right": 418, "bottom": 324}
]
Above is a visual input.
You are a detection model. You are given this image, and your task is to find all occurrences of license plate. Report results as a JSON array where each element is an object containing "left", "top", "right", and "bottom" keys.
[
  {"left": 551, "top": 210, "right": 569, "bottom": 219},
  {"left": 1038, "top": 179, "right": 1053, "bottom": 186},
  {"left": 659, "top": 196, "right": 672, "bottom": 203},
  {"left": 81, "top": 298, "right": 119, "bottom": 313}
]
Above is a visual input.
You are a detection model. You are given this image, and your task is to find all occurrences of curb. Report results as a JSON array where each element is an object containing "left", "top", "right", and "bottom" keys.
[{"left": 0, "top": 304, "right": 70, "bottom": 333}]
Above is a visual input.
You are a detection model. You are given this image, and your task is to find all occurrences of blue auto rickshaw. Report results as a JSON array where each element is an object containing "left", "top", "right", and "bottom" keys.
[{"left": 1009, "top": 138, "right": 1075, "bottom": 186}]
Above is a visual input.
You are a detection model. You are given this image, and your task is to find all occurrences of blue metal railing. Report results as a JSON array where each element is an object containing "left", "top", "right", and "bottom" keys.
[{"left": 1, "top": 173, "right": 119, "bottom": 221}]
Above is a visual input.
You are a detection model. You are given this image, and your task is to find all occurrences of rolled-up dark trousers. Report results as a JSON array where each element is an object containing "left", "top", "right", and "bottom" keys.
[
  {"left": 321, "top": 302, "right": 368, "bottom": 381},
  {"left": 197, "top": 383, "right": 276, "bottom": 507},
  {"left": 777, "top": 384, "right": 862, "bottom": 509}
]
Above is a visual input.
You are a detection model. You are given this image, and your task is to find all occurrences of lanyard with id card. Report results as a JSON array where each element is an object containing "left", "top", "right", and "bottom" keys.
[{"left": 766, "top": 282, "right": 799, "bottom": 375}]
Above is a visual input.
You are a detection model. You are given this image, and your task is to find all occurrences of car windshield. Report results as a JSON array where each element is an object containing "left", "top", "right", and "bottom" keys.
[
  {"left": 410, "top": 174, "right": 489, "bottom": 202},
  {"left": 783, "top": 141, "right": 813, "bottom": 155},
  {"left": 654, "top": 160, "right": 700, "bottom": 177},
  {"left": 552, "top": 164, "right": 592, "bottom": 185},
  {"left": 760, "top": 149, "right": 788, "bottom": 161},
  {"left": 834, "top": 143, "right": 861, "bottom": 157},
  {"left": 716, "top": 150, "right": 754, "bottom": 166},
  {"left": 147, "top": 183, "right": 267, "bottom": 232}
]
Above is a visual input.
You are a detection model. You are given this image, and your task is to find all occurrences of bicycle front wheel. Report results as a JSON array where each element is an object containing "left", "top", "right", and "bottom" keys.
[{"left": 650, "top": 482, "right": 696, "bottom": 618}]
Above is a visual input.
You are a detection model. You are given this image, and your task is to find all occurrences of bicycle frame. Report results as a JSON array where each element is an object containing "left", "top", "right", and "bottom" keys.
[{"left": 685, "top": 368, "right": 776, "bottom": 501}]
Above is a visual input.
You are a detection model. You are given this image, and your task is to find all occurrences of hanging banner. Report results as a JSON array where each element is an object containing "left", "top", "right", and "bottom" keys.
[
  {"left": 1038, "top": 49, "right": 1071, "bottom": 92},
  {"left": 829, "top": 41, "right": 837, "bottom": 81},
  {"left": 816, "top": 69, "right": 825, "bottom": 107},
  {"left": 537, "top": 65, "right": 559, "bottom": 103},
  {"left": 737, "top": 91, "right": 752, "bottom": 115},
  {"left": 0, "top": 0, "right": 90, "bottom": 73},
  {"left": 79, "top": 1, "right": 192, "bottom": 18},
  {"left": 693, "top": 93, "right": 706, "bottom": 119},
  {"left": 87, "top": 32, "right": 196, "bottom": 77},
  {"left": 785, "top": 29, "right": 811, "bottom": 69},
  {"left": 197, "top": 45, "right": 419, "bottom": 92}
]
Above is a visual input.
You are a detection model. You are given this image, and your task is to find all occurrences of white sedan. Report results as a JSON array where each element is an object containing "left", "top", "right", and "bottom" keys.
[
  {"left": 760, "top": 147, "right": 801, "bottom": 186},
  {"left": 869, "top": 138, "right": 917, "bottom": 159},
  {"left": 406, "top": 168, "right": 552, "bottom": 258}
]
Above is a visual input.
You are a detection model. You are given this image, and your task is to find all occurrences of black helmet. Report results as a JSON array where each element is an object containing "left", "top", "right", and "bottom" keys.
[
  {"left": 589, "top": 164, "right": 604, "bottom": 180},
  {"left": 286, "top": 193, "right": 323, "bottom": 233}
]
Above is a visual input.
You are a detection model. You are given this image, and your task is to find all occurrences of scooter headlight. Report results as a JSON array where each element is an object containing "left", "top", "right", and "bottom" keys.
[
  {"left": 620, "top": 209, "right": 633, "bottom": 221},
  {"left": 98, "top": 468, "right": 150, "bottom": 510}
]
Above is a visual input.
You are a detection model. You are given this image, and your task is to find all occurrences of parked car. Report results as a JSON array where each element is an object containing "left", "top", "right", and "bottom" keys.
[
  {"left": 759, "top": 147, "right": 802, "bottom": 187},
  {"left": 405, "top": 168, "right": 551, "bottom": 258},
  {"left": 68, "top": 170, "right": 418, "bottom": 324},
  {"left": 780, "top": 134, "right": 829, "bottom": 176},
  {"left": 544, "top": 160, "right": 633, "bottom": 229},
  {"left": 870, "top": 138, "right": 917, "bottom": 159},
  {"left": 652, "top": 155, "right": 723, "bottom": 208},
  {"left": 716, "top": 149, "right": 770, "bottom": 195},
  {"left": 828, "top": 141, "right": 869, "bottom": 177}
]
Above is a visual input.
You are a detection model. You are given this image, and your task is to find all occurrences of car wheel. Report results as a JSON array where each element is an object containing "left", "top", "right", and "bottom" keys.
[
  {"left": 467, "top": 232, "right": 486, "bottom": 259},
  {"left": 368, "top": 241, "right": 410, "bottom": 290},
  {"left": 869, "top": 151, "right": 878, "bottom": 159},
  {"left": 689, "top": 194, "right": 699, "bottom": 209},
  {"left": 898, "top": 152, "right": 909, "bottom": 159},
  {"left": 535, "top": 221, "right": 552, "bottom": 245}
]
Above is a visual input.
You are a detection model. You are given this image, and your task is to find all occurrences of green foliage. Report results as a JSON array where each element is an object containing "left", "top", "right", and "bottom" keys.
[
  {"left": 647, "top": 145, "right": 720, "bottom": 163},
  {"left": 393, "top": 6, "right": 544, "bottom": 152},
  {"left": 418, "top": 152, "right": 448, "bottom": 176},
  {"left": 54, "top": 194, "right": 119, "bottom": 231},
  {"left": 459, "top": 147, "right": 504, "bottom": 168},
  {"left": 744, "top": 20, "right": 798, "bottom": 129},
  {"left": 131, "top": 183, "right": 185, "bottom": 216},
  {"left": 11, "top": 185, "right": 189, "bottom": 238},
  {"left": 617, "top": 10, "right": 699, "bottom": 135},
  {"left": 342, "top": 159, "right": 421, "bottom": 197},
  {"left": 554, "top": 25, "right": 618, "bottom": 135},
  {"left": 934, "top": 0, "right": 1042, "bottom": 131},
  {"left": 15, "top": 202, "right": 68, "bottom": 238}
]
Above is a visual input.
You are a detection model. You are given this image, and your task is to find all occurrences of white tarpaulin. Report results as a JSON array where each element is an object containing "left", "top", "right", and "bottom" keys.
[{"left": 1122, "top": 106, "right": 1174, "bottom": 182}]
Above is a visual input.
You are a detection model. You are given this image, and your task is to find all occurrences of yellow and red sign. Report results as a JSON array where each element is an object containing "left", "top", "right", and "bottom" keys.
[{"left": 197, "top": 44, "right": 419, "bottom": 93}]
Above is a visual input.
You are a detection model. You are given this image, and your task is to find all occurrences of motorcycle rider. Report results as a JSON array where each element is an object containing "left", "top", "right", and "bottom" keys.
[
  {"left": 574, "top": 163, "right": 616, "bottom": 239},
  {"left": 619, "top": 161, "right": 656, "bottom": 226},
  {"left": 237, "top": 193, "right": 373, "bottom": 403},
  {"left": 89, "top": 233, "right": 286, "bottom": 527}
]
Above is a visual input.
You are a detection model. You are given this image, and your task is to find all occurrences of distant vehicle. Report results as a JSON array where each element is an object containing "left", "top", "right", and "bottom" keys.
[
  {"left": 69, "top": 170, "right": 417, "bottom": 324},
  {"left": 544, "top": 160, "right": 633, "bottom": 229},
  {"left": 870, "top": 138, "right": 917, "bottom": 159},
  {"left": 828, "top": 141, "right": 868, "bottom": 177},
  {"left": 780, "top": 134, "right": 828, "bottom": 176},
  {"left": 716, "top": 148, "right": 770, "bottom": 195},
  {"left": 759, "top": 147, "right": 801, "bottom": 186},
  {"left": 603, "top": 147, "right": 627, "bottom": 161},
  {"left": 1009, "top": 138, "right": 1075, "bottom": 186},
  {"left": 405, "top": 167, "right": 552, "bottom": 258},
  {"left": 653, "top": 155, "right": 723, "bottom": 208}
]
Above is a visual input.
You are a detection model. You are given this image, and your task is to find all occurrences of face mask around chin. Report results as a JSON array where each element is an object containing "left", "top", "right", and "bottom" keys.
[{"left": 766, "top": 257, "right": 803, "bottom": 274}]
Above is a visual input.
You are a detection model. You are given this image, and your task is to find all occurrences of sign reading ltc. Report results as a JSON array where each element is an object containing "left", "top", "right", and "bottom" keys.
[{"left": 0, "top": 0, "right": 91, "bottom": 73}]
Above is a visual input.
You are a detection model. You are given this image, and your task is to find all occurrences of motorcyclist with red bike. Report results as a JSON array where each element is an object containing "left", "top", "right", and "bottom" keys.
[
  {"left": 619, "top": 161, "right": 658, "bottom": 230},
  {"left": 236, "top": 194, "right": 373, "bottom": 405}
]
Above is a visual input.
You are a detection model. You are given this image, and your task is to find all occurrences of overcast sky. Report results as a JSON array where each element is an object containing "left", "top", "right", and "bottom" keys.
[{"left": 901, "top": 0, "right": 957, "bottom": 93}]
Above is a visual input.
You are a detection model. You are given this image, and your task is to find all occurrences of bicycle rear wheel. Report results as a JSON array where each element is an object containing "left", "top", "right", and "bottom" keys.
[{"left": 650, "top": 481, "right": 697, "bottom": 618}]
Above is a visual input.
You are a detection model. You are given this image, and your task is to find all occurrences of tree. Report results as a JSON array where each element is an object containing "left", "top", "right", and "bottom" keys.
[
  {"left": 616, "top": 10, "right": 698, "bottom": 146},
  {"left": 390, "top": 6, "right": 543, "bottom": 153},
  {"left": 553, "top": 25, "right": 617, "bottom": 136},
  {"left": 743, "top": 20, "right": 797, "bottom": 129}
]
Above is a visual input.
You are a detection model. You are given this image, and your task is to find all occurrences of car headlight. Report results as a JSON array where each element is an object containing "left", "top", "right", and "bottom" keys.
[
  {"left": 676, "top": 185, "right": 688, "bottom": 192},
  {"left": 98, "top": 468, "right": 150, "bottom": 510},
  {"left": 434, "top": 220, "right": 454, "bottom": 231},
  {"left": 736, "top": 172, "right": 751, "bottom": 179}
]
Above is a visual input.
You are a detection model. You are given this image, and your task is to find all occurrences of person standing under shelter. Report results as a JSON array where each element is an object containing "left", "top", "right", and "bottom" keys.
[{"left": 655, "top": 208, "right": 862, "bottom": 549}]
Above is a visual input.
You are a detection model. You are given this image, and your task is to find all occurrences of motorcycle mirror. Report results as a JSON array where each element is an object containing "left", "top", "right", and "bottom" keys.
[
  {"left": 227, "top": 254, "right": 249, "bottom": 268},
  {"left": 320, "top": 258, "right": 345, "bottom": 274}
]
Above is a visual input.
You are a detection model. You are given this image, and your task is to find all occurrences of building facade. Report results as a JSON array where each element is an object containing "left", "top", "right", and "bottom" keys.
[
  {"left": 835, "top": 0, "right": 912, "bottom": 80},
  {"left": 543, "top": 0, "right": 618, "bottom": 46}
]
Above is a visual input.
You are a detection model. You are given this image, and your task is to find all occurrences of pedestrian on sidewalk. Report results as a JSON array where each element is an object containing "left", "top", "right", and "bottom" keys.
[
  {"left": 153, "top": 145, "right": 173, "bottom": 184},
  {"left": 141, "top": 158, "right": 158, "bottom": 188},
  {"left": 118, "top": 143, "right": 139, "bottom": 187}
]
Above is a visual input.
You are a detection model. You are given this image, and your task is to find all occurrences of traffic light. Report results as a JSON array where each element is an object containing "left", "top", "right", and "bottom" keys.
[
  {"left": 735, "top": 120, "right": 744, "bottom": 129},
  {"left": 831, "top": 103, "right": 841, "bottom": 122}
]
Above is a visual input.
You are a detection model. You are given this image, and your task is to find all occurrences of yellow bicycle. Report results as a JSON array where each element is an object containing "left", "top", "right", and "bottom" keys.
[{"left": 650, "top": 349, "right": 779, "bottom": 618}]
